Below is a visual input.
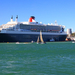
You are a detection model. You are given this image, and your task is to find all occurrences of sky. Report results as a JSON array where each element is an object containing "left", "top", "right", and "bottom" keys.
[{"left": 0, "top": 0, "right": 75, "bottom": 32}]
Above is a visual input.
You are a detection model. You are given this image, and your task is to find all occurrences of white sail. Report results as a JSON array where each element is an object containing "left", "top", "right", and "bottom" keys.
[
  {"left": 37, "top": 36, "right": 39, "bottom": 44},
  {"left": 37, "top": 31, "right": 45, "bottom": 44},
  {"left": 40, "top": 31, "right": 44, "bottom": 43}
]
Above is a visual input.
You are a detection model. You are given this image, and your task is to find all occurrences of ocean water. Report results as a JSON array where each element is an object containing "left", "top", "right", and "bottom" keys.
[{"left": 0, "top": 42, "right": 75, "bottom": 75}]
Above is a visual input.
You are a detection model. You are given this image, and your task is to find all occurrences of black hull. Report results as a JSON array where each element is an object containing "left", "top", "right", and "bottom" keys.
[{"left": 0, "top": 33, "right": 67, "bottom": 42}]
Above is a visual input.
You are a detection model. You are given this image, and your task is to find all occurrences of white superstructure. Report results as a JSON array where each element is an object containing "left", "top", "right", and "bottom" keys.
[{"left": 0, "top": 16, "right": 65, "bottom": 33}]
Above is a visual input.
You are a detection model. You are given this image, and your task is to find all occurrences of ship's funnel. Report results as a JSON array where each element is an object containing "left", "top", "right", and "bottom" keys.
[
  {"left": 11, "top": 16, "right": 13, "bottom": 22},
  {"left": 16, "top": 15, "right": 18, "bottom": 22}
]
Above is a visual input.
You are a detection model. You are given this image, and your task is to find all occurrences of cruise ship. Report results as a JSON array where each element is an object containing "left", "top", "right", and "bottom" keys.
[{"left": 0, "top": 16, "right": 67, "bottom": 42}]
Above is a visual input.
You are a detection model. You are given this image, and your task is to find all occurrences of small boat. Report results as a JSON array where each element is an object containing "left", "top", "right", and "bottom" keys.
[
  {"left": 16, "top": 42, "right": 20, "bottom": 44},
  {"left": 50, "top": 38, "right": 55, "bottom": 42},
  {"left": 31, "top": 40, "right": 34, "bottom": 43},
  {"left": 72, "top": 41, "right": 75, "bottom": 43}
]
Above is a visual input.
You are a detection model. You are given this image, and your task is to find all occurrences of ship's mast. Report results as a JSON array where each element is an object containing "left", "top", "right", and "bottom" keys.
[
  {"left": 16, "top": 15, "right": 18, "bottom": 22},
  {"left": 11, "top": 16, "right": 13, "bottom": 22}
]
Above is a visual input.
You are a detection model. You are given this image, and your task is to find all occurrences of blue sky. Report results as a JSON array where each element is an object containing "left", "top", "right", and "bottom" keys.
[{"left": 0, "top": 0, "right": 75, "bottom": 32}]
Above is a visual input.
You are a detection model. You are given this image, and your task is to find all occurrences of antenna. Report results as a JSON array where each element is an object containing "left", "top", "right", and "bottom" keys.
[
  {"left": 16, "top": 15, "right": 18, "bottom": 19},
  {"left": 11, "top": 16, "right": 13, "bottom": 19},
  {"left": 55, "top": 20, "right": 57, "bottom": 25}
]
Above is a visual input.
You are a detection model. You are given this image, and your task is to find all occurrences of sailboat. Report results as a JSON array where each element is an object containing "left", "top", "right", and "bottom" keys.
[
  {"left": 37, "top": 31, "right": 45, "bottom": 44},
  {"left": 37, "top": 36, "right": 40, "bottom": 44}
]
